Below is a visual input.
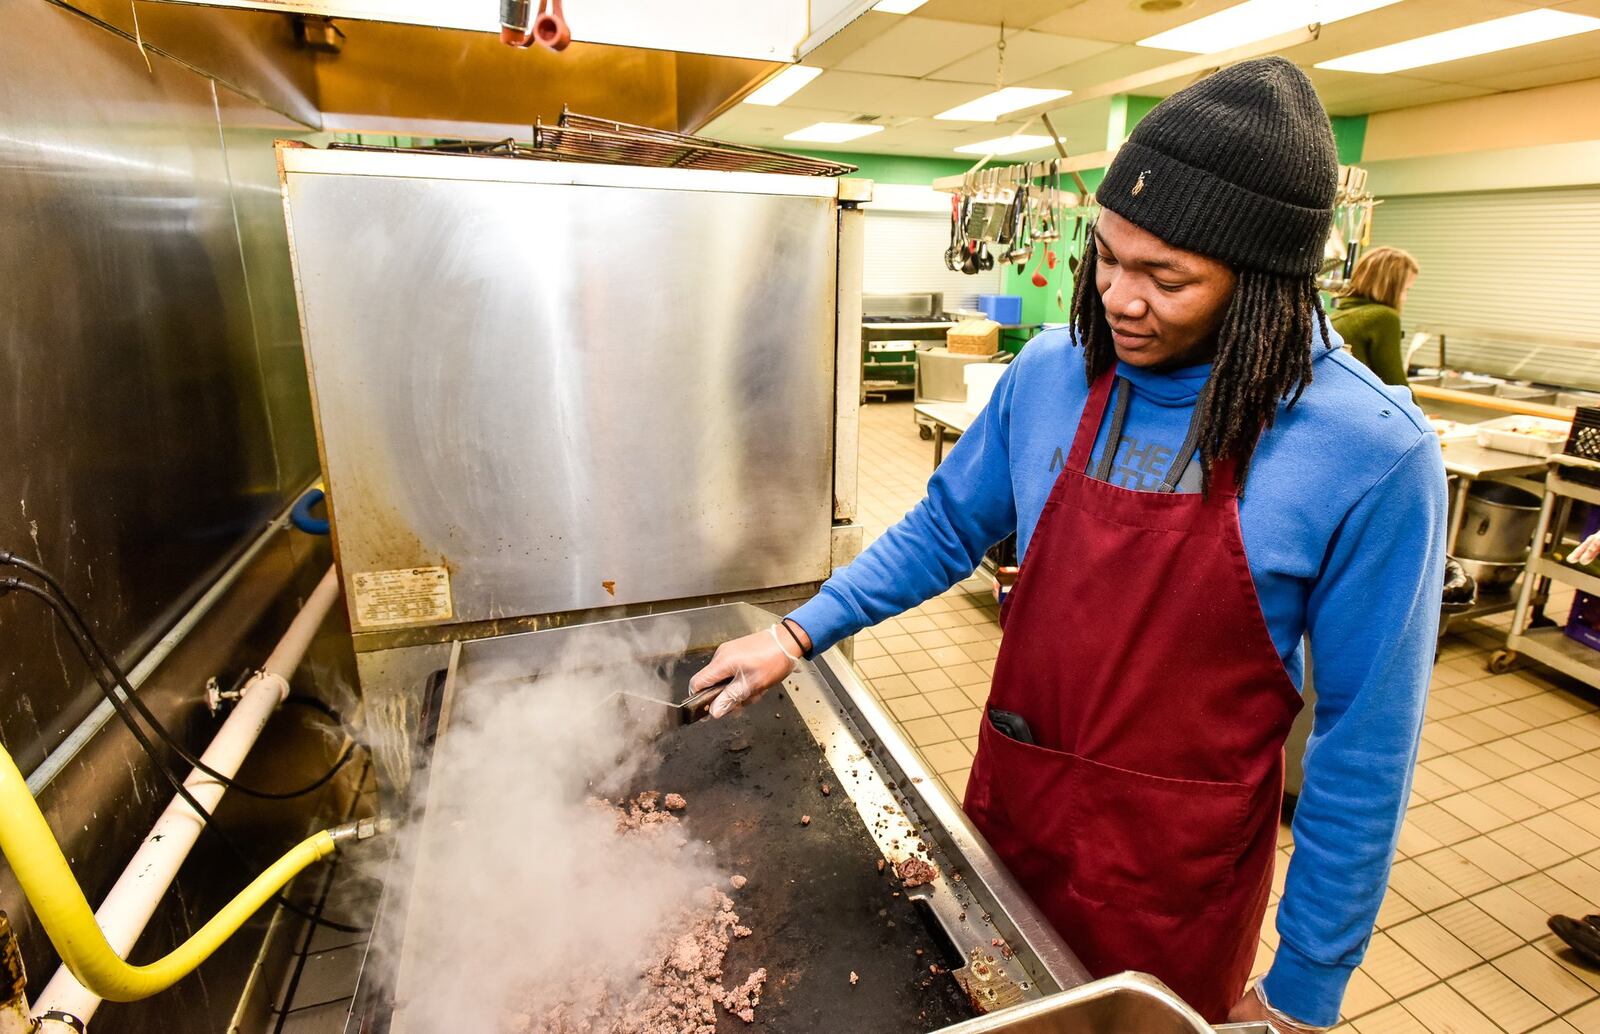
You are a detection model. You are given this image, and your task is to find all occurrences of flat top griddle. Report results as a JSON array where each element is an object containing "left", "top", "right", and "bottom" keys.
[
  {"left": 627, "top": 651, "right": 975, "bottom": 1031},
  {"left": 358, "top": 605, "right": 1082, "bottom": 1034}
]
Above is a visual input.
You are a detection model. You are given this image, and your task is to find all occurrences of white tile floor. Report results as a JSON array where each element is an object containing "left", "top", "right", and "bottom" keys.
[{"left": 849, "top": 399, "right": 1600, "bottom": 1034}]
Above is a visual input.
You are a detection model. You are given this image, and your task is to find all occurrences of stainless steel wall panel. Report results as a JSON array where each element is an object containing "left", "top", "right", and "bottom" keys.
[
  {"left": 1, "top": 0, "right": 279, "bottom": 765},
  {"left": 282, "top": 156, "right": 840, "bottom": 630},
  {"left": 0, "top": 7, "right": 336, "bottom": 1023},
  {"left": 60, "top": 0, "right": 321, "bottom": 127},
  {"left": 217, "top": 84, "right": 325, "bottom": 489}
]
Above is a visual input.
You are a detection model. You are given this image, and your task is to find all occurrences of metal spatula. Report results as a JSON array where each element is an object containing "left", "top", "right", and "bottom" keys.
[{"left": 597, "top": 682, "right": 726, "bottom": 737}]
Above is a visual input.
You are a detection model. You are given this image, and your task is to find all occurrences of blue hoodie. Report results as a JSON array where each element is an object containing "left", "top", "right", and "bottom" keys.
[{"left": 790, "top": 326, "right": 1446, "bottom": 1026}]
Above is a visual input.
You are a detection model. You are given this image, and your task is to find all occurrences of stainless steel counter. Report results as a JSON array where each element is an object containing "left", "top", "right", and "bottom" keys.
[{"left": 1439, "top": 440, "right": 1549, "bottom": 481}]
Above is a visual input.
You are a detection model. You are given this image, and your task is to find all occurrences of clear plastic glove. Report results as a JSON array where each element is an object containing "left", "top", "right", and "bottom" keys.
[
  {"left": 690, "top": 625, "right": 804, "bottom": 719},
  {"left": 1573, "top": 531, "right": 1600, "bottom": 566},
  {"left": 1227, "top": 984, "right": 1327, "bottom": 1034}
]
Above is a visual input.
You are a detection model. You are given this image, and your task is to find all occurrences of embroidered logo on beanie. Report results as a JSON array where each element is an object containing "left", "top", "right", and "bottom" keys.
[{"left": 1132, "top": 170, "right": 1150, "bottom": 196}]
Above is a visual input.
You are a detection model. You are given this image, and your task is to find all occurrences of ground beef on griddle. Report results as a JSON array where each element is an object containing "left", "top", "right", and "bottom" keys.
[
  {"left": 897, "top": 857, "right": 939, "bottom": 888},
  {"left": 507, "top": 797, "right": 764, "bottom": 1034}
]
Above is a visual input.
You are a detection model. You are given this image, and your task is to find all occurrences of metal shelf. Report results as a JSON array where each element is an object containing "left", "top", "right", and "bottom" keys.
[
  {"left": 1503, "top": 626, "right": 1600, "bottom": 684},
  {"left": 1548, "top": 470, "right": 1600, "bottom": 508},
  {"left": 1495, "top": 459, "right": 1600, "bottom": 687},
  {"left": 1530, "top": 555, "right": 1600, "bottom": 599}
]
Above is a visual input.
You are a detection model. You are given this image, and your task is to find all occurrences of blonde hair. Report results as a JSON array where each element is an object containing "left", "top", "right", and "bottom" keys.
[{"left": 1340, "top": 246, "right": 1419, "bottom": 311}]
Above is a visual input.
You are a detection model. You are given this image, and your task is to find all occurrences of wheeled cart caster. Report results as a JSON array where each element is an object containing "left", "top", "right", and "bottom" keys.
[
  {"left": 918, "top": 425, "right": 933, "bottom": 440},
  {"left": 1488, "top": 649, "right": 1518, "bottom": 675}
]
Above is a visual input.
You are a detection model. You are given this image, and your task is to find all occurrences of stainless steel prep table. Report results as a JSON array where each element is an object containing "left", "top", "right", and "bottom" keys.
[
  {"left": 1439, "top": 440, "right": 1549, "bottom": 556},
  {"left": 915, "top": 401, "right": 977, "bottom": 466}
]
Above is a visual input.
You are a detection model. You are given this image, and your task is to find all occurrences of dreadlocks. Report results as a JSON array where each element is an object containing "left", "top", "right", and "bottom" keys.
[{"left": 1071, "top": 233, "right": 1332, "bottom": 494}]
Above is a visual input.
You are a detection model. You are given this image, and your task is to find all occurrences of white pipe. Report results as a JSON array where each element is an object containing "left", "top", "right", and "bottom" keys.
[
  {"left": 27, "top": 480, "right": 319, "bottom": 796},
  {"left": 33, "top": 568, "right": 341, "bottom": 1030}
]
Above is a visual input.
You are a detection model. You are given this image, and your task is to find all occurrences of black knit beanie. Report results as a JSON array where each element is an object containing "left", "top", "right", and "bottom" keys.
[{"left": 1097, "top": 56, "right": 1337, "bottom": 277}]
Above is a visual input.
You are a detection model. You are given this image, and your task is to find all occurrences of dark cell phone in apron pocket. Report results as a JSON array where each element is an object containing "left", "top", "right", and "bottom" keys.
[{"left": 987, "top": 708, "right": 1036, "bottom": 744}]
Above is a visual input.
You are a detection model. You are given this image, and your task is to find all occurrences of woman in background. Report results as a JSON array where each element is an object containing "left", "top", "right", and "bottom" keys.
[{"left": 1330, "top": 246, "right": 1419, "bottom": 387}]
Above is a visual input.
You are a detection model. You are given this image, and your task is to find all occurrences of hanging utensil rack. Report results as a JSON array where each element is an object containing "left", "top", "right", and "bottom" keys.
[
  {"left": 935, "top": 157, "right": 1099, "bottom": 289},
  {"left": 1319, "top": 164, "right": 1381, "bottom": 292}
]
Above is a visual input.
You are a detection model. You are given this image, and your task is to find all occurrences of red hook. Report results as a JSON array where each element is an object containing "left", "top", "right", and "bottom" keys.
[
  {"left": 501, "top": 0, "right": 570, "bottom": 50},
  {"left": 534, "top": 0, "right": 571, "bottom": 50}
]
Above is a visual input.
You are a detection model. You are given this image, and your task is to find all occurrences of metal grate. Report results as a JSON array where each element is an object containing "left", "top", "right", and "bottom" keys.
[
  {"left": 532, "top": 109, "right": 856, "bottom": 176},
  {"left": 328, "top": 109, "right": 857, "bottom": 178}
]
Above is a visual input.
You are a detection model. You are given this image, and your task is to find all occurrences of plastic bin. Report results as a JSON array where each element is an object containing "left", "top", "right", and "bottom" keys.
[
  {"left": 977, "top": 294, "right": 1022, "bottom": 325},
  {"left": 964, "top": 363, "right": 1007, "bottom": 414},
  {"left": 1474, "top": 414, "right": 1572, "bottom": 457}
]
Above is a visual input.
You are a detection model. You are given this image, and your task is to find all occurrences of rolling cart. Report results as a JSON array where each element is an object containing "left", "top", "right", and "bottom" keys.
[{"left": 1490, "top": 455, "right": 1600, "bottom": 680}]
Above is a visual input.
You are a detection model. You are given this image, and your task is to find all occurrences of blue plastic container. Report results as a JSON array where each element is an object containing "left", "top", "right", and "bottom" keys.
[{"left": 977, "top": 294, "right": 1022, "bottom": 325}]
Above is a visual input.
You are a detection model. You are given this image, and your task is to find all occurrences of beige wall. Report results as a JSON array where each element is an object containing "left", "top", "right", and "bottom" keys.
[{"left": 1364, "top": 77, "right": 1600, "bottom": 163}]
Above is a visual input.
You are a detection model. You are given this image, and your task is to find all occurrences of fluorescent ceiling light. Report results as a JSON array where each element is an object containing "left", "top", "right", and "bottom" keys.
[
  {"left": 872, "top": 0, "right": 929, "bottom": 11},
  {"left": 935, "top": 87, "right": 1070, "bottom": 122},
  {"left": 1316, "top": 9, "right": 1600, "bottom": 73},
  {"left": 1139, "top": 0, "right": 1401, "bottom": 53},
  {"left": 784, "top": 122, "right": 884, "bottom": 143},
  {"left": 954, "top": 135, "right": 1060, "bottom": 156},
  {"left": 743, "top": 65, "right": 823, "bottom": 106}
]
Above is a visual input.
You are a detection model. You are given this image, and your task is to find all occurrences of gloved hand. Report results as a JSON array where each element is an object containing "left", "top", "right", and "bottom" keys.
[
  {"left": 690, "top": 624, "right": 805, "bottom": 719},
  {"left": 1573, "top": 531, "right": 1600, "bottom": 566},
  {"left": 1227, "top": 984, "right": 1327, "bottom": 1034}
]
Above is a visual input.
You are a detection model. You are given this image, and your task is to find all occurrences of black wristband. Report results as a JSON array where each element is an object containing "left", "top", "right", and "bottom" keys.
[{"left": 780, "top": 617, "right": 811, "bottom": 659}]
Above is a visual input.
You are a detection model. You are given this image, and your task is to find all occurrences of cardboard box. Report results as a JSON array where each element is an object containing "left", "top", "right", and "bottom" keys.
[{"left": 947, "top": 319, "right": 1000, "bottom": 355}]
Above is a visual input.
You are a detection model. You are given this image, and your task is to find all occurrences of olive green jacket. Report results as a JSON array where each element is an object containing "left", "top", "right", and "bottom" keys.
[{"left": 1330, "top": 296, "right": 1407, "bottom": 388}]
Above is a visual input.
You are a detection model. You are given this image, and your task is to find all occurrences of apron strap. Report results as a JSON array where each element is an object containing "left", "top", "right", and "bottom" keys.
[
  {"left": 1065, "top": 369, "right": 1117, "bottom": 474},
  {"left": 1091, "top": 375, "right": 1241, "bottom": 497},
  {"left": 1158, "top": 380, "right": 1211, "bottom": 494},
  {"left": 1093, "top": 379, "right": 1133, "bottom": 483}
]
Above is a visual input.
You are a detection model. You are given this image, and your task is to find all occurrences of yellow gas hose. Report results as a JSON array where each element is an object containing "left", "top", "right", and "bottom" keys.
[{"left": 0, "top": 744, "right": 338, "bottom": 1001}]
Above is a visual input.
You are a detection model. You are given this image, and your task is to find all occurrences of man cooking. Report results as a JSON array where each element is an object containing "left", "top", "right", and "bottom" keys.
[{"left": 691, "top": 58, "right": 1445, "bottom": 1033}]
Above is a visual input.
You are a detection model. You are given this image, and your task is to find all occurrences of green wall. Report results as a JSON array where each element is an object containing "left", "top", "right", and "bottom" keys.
[
  {"left": 790, "top": 149, "right": 973, "bottom": 184},
  {"left": 1331, "top": 115, "right": 1368, "bottom": 167}
]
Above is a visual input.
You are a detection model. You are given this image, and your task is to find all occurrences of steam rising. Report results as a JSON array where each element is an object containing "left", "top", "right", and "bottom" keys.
[{"left": 384, "top": 624, "right": 718, "bottom": 1032}]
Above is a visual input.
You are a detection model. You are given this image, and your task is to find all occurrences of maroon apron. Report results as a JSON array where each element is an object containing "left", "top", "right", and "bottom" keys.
[{"left": 963, "top": 369, "right": 1302, "bottom": 1022}]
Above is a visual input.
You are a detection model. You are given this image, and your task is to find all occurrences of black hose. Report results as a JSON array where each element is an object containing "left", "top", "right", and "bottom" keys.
[
  {"left": 1, "top": 572, "right": 368, "bottom": 934},
  {"left": 285, "top": 693, "right": 343, "bottom": 722},
  {"left": 1, "top": 552, "right": 354, "bottom": 800}
]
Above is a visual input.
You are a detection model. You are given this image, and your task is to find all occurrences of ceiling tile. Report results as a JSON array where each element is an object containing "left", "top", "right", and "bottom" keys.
[
  {"left": 1292, "top": 0, "right": 1568, "bottom": 66},
  {"left": 1305, "top": 68, "right": 1452, "bottom": 105},
  {"left": 1450, "top": 55, "right": 1600, "bottom": 91},
  {"left": 909, "top": 0, "right": 1091, "bottom": 29},
  {"left": 1030, "top": 0, "right": 1253, "bottom": 45},
  {"left": 712, "top": 0, "right": 1599, "bottom": 155},
  {"left": 927, "top": 30, "right": 1120, "bottom": 83},
  {"left": 1019, "top": 44, "right": 1188, "bottom": 91},
  {"left": 1382, "top": 30, "right": 1600, "bottom": 83},
  {"left": 784, "top": 71, "right": 991, "bottom": 117},
  {"left": 834, "top": 17, "right": 994, "bottom": 76},
  {"left": 704, "top": 103, "right": 886, "bottom": 142},
  {"left": 1343, "top": 82, "right": 1497, "bottom": 114},
  {"left": 801, "top": 10, "right": 899, "bottom": 69},
  {"left": 870, "top": 123, "right": 999, "bottom": 152}
]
